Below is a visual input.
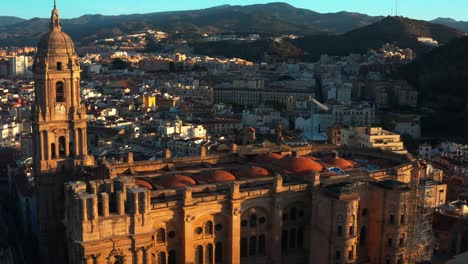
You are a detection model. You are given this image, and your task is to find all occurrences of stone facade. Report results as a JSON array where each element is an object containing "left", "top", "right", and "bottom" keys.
[{"left": 63, "top": 147, "right": 446, "bottom": 264}]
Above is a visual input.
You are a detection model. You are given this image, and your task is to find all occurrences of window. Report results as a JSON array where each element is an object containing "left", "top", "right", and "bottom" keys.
[
  {"left": 241, "top": 238, "right": 248, "bottom": 257},
  {"left": 400, "top": 215, "right": 406, "bottom": 225},
  {"left": 348, "top": 246, "right": 354, "bottom": 260},
  {"left": 258, "top": 235, "right": 266, "bottom": 256},
  {"left": 56, "top": 82, "right": 65, "bottom": 102},
  {"left": 168, "top": 231, "right": 175, "bottom": 239},
  {"left": 337, "top": 226, "right": 343, "bottom": 236},
  {"left": 51, "top": 143, "right": 56, "bottom": 159},
  {"left": 360, "top": 226, "right": 367, "bottom": 246},
  {"left": 205, "top": 221, "right": 213, "bottom": 236},
  {"left": 249, "top": 236, "right": 257, "bottom": 256},
  {"left": 290, "top": 228, "right": 296, "bottom": 249},
  {"left": 250, "top": 214, "right": 257, "bottom": 228},
  {"left": 195, "top": 227, "right": 203, "bottom": 235},
  {"left": 349, "top": 226, "right": 354, "bottom": 236},
  {"left": 57, "top": 62, "right": 62, "bottom": 71},
  {"left": 215, "top": 242, "right": 223, "bottom": 263},
  {"left": 290, "top": 207, "right": 297, "bottom": 220},
  {"left": 281, "top": 230, "right": 288, "bottom": 252},
  {"left": 389, "top": 214, "right": 395, "bottom": 224},
  {"left": 196, "top": 246, "right": 203, "bottom": 264},
  {"left": 297, "top": 228, "right": 303, "bottom": 249},
  {"left": 399, "top": 234, "right": 405, "bottom": 247},
  {"left": 157, "top": 228, "right": 166, "bottom": 243},
  {"left": 259, "top": 217, "right": 266, "bottom": 224},
  {"left": 59, "top": 136, "right": 66, "bottom": 157},
  {"left": 362, "top": 208, "right": 368, "bottom": 216},
  {"left": 241, "top": 220, "right": 248, "bottom": 227},
  {"left": 158, "top": 252, "right": 166, "bottom": 264},
  {"left": 168, "top": 250, "right": 176, "bottom": 264},
  {"left": 388, "top": 238, "right": 393, "bottom": 247},
  {"left": 206, "top": 244, "right": 213, "bottom": 264}
]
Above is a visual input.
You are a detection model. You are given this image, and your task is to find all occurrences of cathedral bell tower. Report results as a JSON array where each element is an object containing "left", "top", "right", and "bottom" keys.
[{"left": 32, "top": 1, "right": 94, "bottom": 263}]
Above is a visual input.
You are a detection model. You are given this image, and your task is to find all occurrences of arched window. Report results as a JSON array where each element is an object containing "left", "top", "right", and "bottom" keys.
[
  {"left": 205, "top": 221, "right": 213, "bottom": 236},
  {"left": 249, "top": 236, "right": 257, "bottom": 256},
  {"left": 57, "top": 62, "right": 62, "bottom": 71},
  {"left": 158, "top": 252, "right": 166, "bottom": 264},
  {"left": 51, "top": 143, "right": 56, "bottom": 159},
  {"left": 240, "top": 238, "right": 248, "bottom": 258},
  {"left": 258, "top": 235, "right": 266, "bottom": 256},
  {"left": 250, "top": 214, "right": 257, "bottom": 228},
  {"left": 206, "top": 244, "right": 213, "bottom": 264},
  {"left": 59, "top": 136, "right": 66, "bottom": 157},
  {"left": 195, "top": 246, "right": 203, "bottom": 264},
  {"left": 168, "top": 250, "right": 176, "bottom": 264},
  {"left": 215, "top": 242, "right": 223, "bottom": 263},
  {"left": 157, "top": 228, "right": 166, "bottom": 243},
  {"left": 56, "top": 82, "right": 65, "bottom": 102}
]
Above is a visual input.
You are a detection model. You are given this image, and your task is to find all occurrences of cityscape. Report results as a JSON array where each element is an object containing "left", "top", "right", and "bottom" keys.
[{"left": 0, "top": 1, "right": 467, "bottom": 264}]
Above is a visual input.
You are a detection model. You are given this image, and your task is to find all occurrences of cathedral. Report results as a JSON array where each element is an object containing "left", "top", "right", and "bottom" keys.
[{"left": 33, "top": 3, "right": 447, "bottom": 264}]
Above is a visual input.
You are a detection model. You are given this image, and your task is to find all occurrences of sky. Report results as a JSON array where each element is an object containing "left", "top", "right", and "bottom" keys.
[{"left": 4, "top": 0, "right": 468, "bottom": 21}]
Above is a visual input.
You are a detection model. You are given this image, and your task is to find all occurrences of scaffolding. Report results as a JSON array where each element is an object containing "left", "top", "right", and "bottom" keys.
[{"left": 409, "top": 179, "right": 436, "bottom": 264}]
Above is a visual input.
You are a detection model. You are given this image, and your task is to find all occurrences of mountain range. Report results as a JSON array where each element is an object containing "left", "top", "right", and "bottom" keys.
[
  {"left": 0, "top": 3, "right": 383, "bottom": 45},
  {"left": 0, "top": 2, "right": 466, "bottom": 61}
]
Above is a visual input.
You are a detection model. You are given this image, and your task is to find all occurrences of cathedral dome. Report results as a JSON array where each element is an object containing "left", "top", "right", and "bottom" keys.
[
  {"left": 198, "top": 170, "right": 237, "bottom": 183},
  {"left": 278, "top": 156, "right": 324, "bottom": 174},
  {"left": 156, "top": 175, "right": 197, "bottom": 189},
  {"left": 37, "top": 30, "right": 76, "bottom": 56},
  {"left": 36, "top": 5, "right": 76, "bottom": 56},
  {"left": 236, "top": 166, "right": 271, "bottom": 179}
]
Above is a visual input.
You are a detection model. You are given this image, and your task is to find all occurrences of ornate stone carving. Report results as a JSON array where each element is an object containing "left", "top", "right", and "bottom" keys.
[
  {"left": 232, "top": 207, "right": 241, "bottom": 216},
  {"left": 106, "top": 249, "right": 125, "bottom": 264},
  {"left": 185, "top": 214, "right": 195, "bottom": 223}
]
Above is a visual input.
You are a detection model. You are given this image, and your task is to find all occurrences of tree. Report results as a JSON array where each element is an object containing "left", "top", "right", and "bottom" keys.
[{"left": 111, "top": 58, "right": 129, "bottom": 70}]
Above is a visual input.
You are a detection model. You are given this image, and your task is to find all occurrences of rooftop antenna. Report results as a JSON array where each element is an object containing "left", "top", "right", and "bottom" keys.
[
  {"left": 54, "top": 0, "right": 57, "bottom": 9},
  {"left": 395, "top": 0, "right": 398, "bottom": 17}
]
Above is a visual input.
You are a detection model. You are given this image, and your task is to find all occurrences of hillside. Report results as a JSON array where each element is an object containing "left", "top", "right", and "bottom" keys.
[
  {"left": 291, "top": 16, "right": 465, "bottom": 59},
  {"left": 398, "top": 35, "right": 468, "bottom": 137},
  {"left": 0, "top": 16, "right": 25, "bottom": 26},
  {"left": 432, "top": 17, "right": 468, "bottom": 32},
  {"left": 0, "top": 3, "right": 382, "bottom": 45},
  {"left": 190, "top": 39, "right": 304, "bottom": 62}
]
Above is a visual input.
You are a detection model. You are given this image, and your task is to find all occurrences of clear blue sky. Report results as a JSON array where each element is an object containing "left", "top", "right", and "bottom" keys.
[{"left": 4, "top": 0, "right": 468, "bottom": 21}]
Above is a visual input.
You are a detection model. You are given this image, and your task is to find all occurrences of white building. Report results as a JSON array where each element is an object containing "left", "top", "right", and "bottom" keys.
[
  {"left": 159, "top": 119, "right": 206, "bottom": 139},
  {"left": 340, "top": 127, "right": 407, "bottom": 154},
  {"left": 331, "top": 103, "right": 375, "bottom": 127},
  {"left": 9, "top": 56, "right": 29, "bottom": 76}
]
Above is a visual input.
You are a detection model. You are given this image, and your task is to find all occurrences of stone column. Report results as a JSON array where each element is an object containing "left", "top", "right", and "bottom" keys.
[
  {"left": 101, "top": 193, "right": 109, "bottom": 217},
  {"left": 65, "top": 132, "right": 70, "bottom": 157},
  {"left": 81, "top": 198, "right": 88, "bottom": 221},
  {"left": 117, "top": 191, "right": 125, "bottom": 215},
  {"left": 229, "top": 201, "right": 241, "bottom": 264},
  {"left": 136, "top": 248, "right": 144, "bottom": 264},
  {"left": 183, "top": 209, "right": 195, "bottom": 264},
  {"left": 271, "top": 198, "right": 283, "bottom": 264}
]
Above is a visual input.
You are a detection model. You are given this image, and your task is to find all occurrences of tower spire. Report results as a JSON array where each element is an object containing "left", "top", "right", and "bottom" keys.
[{"left": 50, "top": 0, "right": 61, "bottom": 31}]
